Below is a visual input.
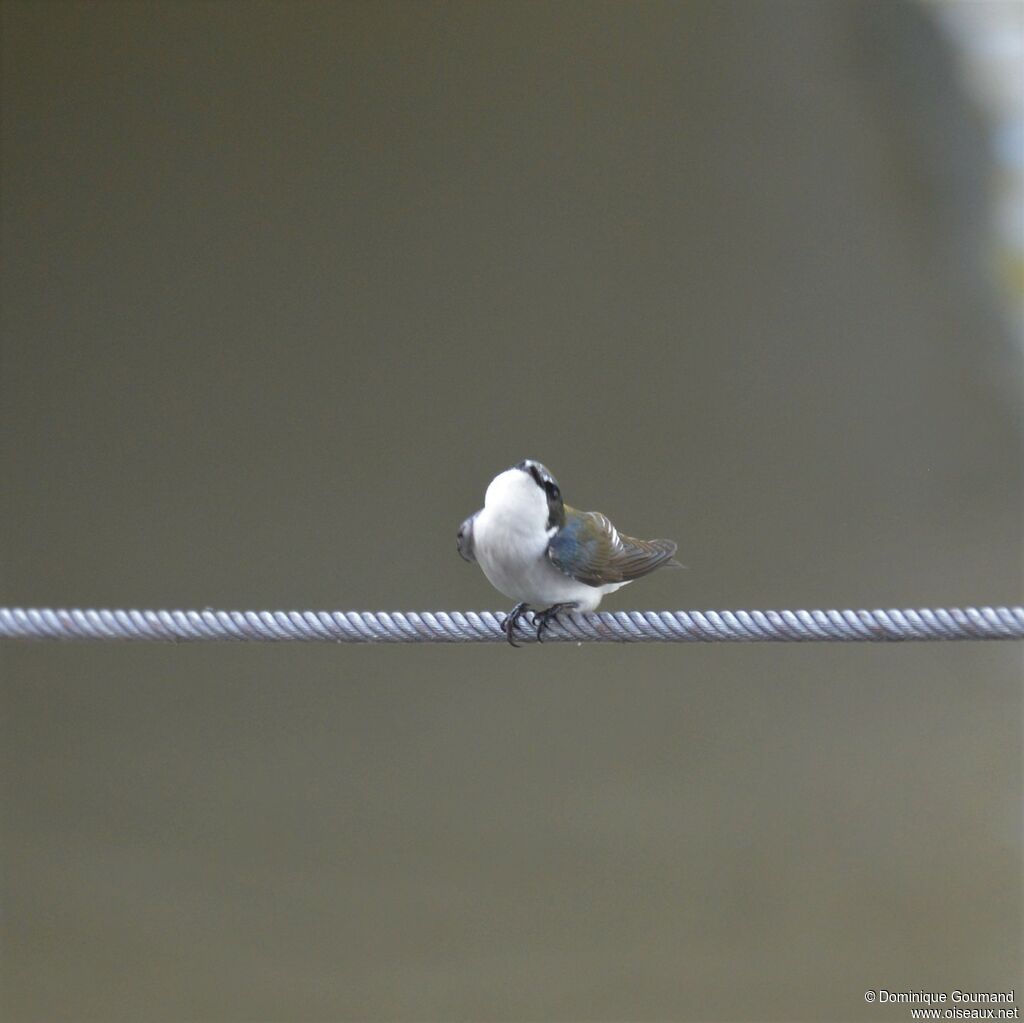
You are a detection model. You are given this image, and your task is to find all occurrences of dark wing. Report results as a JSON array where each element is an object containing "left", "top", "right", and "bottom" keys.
[{"left": 547, "top": 506, "right": 678, "bottom": 587}]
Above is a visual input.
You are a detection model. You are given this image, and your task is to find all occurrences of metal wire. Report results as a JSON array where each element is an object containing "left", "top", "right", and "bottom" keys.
[{"left": 0, "top": 606, "right": 1022, "bottom": 643}]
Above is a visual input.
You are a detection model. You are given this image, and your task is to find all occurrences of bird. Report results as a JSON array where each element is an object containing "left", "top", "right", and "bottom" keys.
[{"left": 458, "top": 459, "right": 680, "bottom": 645}]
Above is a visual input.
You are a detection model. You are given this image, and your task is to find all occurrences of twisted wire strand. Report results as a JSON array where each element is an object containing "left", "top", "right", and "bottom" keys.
[{"left": 1, "top": 606, "right": 1022, "bottom": 643}]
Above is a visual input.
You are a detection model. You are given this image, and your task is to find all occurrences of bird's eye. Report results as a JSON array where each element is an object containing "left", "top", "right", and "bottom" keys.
[{"left": 548, "top": 485, "right": 560, "bottom": 500}]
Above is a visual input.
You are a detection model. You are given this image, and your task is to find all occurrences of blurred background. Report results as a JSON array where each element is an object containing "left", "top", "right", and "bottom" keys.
[{"left": 1, "top": 1, "right": 1021, "bottom": 1020}]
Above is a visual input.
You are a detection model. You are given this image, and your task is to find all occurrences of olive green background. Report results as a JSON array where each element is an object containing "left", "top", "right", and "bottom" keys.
[{"left": 1, "top": 2, "right": 1021, "bottom": 1021}]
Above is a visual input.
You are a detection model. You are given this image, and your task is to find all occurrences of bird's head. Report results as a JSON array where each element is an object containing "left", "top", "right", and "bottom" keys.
[
  {"left": 484, "top": 459, "right": 565, "bottom": 532},
  {"left": 456, "top": 515, "right": 476, "bottom": 562}
]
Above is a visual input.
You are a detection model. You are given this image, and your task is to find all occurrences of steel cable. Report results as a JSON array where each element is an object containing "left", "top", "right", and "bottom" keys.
[{"left": 1, "top": 606, "right": 1022, "bottom": 643}]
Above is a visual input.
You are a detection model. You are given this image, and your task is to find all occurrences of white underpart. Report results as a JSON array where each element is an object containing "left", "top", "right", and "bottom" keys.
[{"left": 471, "top": 468, "right": 628, "bottom": 612}]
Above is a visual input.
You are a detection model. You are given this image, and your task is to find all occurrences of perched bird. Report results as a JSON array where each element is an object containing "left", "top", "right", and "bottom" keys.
[{"left": 458, "top": 460, "right": 679, "bottom": 645}]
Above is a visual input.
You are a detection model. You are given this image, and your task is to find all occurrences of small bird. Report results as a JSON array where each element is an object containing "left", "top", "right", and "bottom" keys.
[{"left": 458, "top": 460, "right": 680, "bottom": 645}]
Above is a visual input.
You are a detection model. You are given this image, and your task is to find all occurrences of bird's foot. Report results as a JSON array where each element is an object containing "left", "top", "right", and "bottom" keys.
[
  {"left": 533, "top": 603, "right": 575, "bottom": 643},
  {"left": 502, "top": 602, "right": 531, "bottom": 647}
]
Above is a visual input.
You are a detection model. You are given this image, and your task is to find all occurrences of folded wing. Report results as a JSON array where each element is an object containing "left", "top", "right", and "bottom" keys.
[{"left": 547, "top": 507, "right": 678, "bottom": 587}]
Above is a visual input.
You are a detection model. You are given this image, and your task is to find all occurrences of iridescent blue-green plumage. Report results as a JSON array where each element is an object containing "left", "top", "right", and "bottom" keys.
[{"left": 547, "top": 506, "right": 678, "bottom": 587}]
